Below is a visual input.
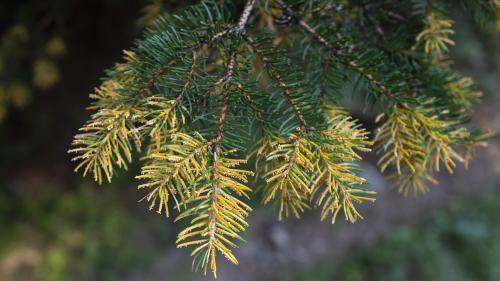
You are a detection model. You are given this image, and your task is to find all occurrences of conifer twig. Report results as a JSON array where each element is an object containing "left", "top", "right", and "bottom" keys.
[
  {"left": 210, "top": 0, "right": 256, "bottom": 144},
  {"left": 243, "top": 34, "right": 307, "bottom": 127},
  {"left": 204, "top": 2, "right": 257, "bottom": 263},
  {"left": 236, "top": 0, "right": 256, "bottom": 32},
  {"left": 138, "top": 60, "right": 177, "bottom": 95},
  {"left": 174, "top": 51, "right": 197, "bottom": 105},
  {"left": 273, "top": 0, "right": 396, "bottom": 98}
]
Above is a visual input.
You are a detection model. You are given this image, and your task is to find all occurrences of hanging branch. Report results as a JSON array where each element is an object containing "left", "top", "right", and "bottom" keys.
[
  {"left": 174, "top": 1, "right": 257, "bottom": 277},
  {"left": 69, "top": 0, "right": 490, "bottom": 277}
]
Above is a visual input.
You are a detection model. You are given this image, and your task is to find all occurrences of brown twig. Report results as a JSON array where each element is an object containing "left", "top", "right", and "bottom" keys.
[
  {"left": 243, "top": 34, "right": 307, "bottom": 127},
  {"left": 138, "top": 60, "right": 177, "bottom": 95},
  {"left": 173, "top": 51, "right": 198, "bottom": 106}
]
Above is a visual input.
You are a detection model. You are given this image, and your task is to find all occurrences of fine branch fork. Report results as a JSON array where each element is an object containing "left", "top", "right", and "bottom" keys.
[{"left": 69, "top": 0, "right": 495, "bottom": 277}]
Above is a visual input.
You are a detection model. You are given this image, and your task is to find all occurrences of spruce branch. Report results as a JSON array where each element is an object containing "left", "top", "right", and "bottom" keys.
[
  {"left": 273, "top": 0, "right": 488, "bottom": 194},
  {"left": 68, "top": 0, "right": 491, "bottom": 277},
  {"left": 69, "top": 78, "right": 142, "bottom": 184},
  {"left": 311, "top": 108, "right": 375, "bottom": 223},
  {"left": 145, "top": 51, "right": 198, "bottom": 139},
  {"left": 137, "top": 132, "right": 212, "bottom": 215},
  {"left": 173, "top": 2, "right": 258, "bottom": 276},
  {"left": 174, "top": 57, "right": 248, "bottom": 278}
]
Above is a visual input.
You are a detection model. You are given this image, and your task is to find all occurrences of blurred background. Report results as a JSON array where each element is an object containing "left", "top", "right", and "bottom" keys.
[{"left": 0, "top": 1, "right": 499, "bottom": 281}]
